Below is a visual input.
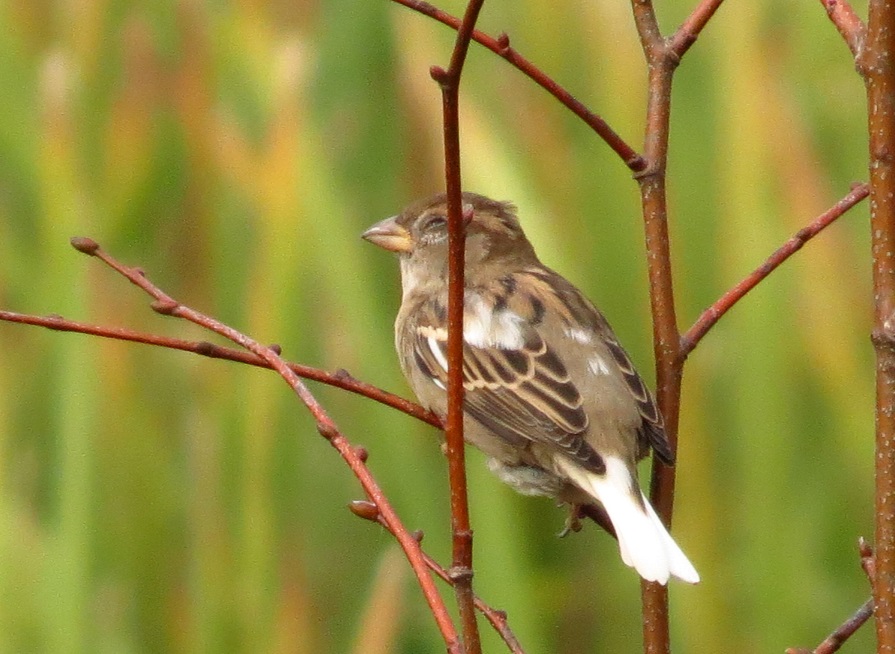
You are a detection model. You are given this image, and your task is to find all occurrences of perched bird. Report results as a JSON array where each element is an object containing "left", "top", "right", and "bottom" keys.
[{"left": 362, "top": 192, "right": 699, "bottom": 585}]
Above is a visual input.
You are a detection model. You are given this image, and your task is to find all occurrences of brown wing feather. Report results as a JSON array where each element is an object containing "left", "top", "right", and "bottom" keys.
[
  {"left": 414, "top": 318, "right": 605, "bottom": 474},
  {"left": 522, "top": 268, "right": 675, "bottom": 465},
  {"left": 598, "top": 317, "right": 675, "bottom": 465}
]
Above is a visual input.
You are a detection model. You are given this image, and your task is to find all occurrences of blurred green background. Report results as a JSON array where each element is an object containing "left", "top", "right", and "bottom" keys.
[{"left": 0, "top": 0, "right": 874, "bottom": 652}]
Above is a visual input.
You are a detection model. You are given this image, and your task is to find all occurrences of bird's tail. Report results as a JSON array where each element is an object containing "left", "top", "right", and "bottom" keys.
[{"left": 555, "top": 456, "right": 699, "bottom": 585}]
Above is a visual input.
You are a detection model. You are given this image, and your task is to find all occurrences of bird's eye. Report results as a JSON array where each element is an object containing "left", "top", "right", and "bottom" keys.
[{"left": 421, "top": 214, "right": 447, "bottom": 232}]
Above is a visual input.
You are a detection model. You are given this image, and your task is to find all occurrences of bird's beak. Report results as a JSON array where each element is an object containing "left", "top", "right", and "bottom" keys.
[{"left": 361, "top": 216, "right": 413, "bottom": 253}]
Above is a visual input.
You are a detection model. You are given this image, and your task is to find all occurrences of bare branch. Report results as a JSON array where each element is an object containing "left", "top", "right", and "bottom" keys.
[
  {"left": 0, "top": 310, "right": 441, "bottom": 427},
  {"left": 630, "top": 0, "right": 664, "bottom": 57},
  {"left": 681, "top": 182, "right": 870, "bottom": 356},
  {"left": 787, "top": 541, "right": 876, "bottom": 654},
  {"left": 811, "top": 598, "right": 874, "bottom": 654},
  {"left": 818, "top": 0, "right": 866, "bottom": 57},
  {"left": 669, "top": 0, "right": 727, "bottom": 59},
  {"left": 350, "top": 500, "right": 526, "bottom": 653},
  {"left": 626, "top": 4, "right": 682, "bottom": 652},
  {"left": 860, "top": 0, "right": 895, "bottom": 647},
  {"left": 391, "top": 0, "right": 645, "bottom": 171},
  {"left": 68, "top": 237, "right": 464, "bottom": 653},
  {"left": 430, "top": 1, "right": 488, "bottom": 650},
  {"left": 422, "top": 550, "right": 525, "bottom": 654}
]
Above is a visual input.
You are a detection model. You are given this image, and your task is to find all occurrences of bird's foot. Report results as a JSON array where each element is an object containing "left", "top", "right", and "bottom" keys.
[{"left": 558, "top": 504, "right": 584, "bottom": 538}]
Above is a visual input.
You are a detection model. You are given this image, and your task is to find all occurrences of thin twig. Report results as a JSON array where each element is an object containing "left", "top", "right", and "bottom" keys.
[
  {"left": 68, "top": 237, "right": 464, "bottom": 654},
  {"left": 668, "top": 0, "right": 727, "bottom": 59},
  {"left": 430, "top": 1, "right": 487, "bottom": 651},
  {"left": 0, "top": 310, "right": 441, "bottom": 427},
  {"left": 681, "top": 182, "right": 870, "bottom": 356},
  {"left": 390, "top": 0, "right": 645, "bottom": 172},
  {"left": 816, "top": 598, "right": 874, "bottom": 654},
  {"left": 630, "top": 1, "right": 665, "bottom": 61},
  {"left": 818, "top": 0, "right": 866, "bottom": 57},
  {"left": 421, "top": 551, "right": 525, "bottom": 654},
  {"left": 786, "top": 540, "right": 878, "bottom": 653},
  {"left": 785, "top": 599, "right": 874, "bottom": 654},
  {"left": 349, "top": 500, "right": 526, "bottom": 653}
]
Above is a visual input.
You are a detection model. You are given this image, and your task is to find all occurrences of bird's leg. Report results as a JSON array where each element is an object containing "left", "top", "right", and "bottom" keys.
[{"left": 558, "top": 503, "right": 584, "bottom": 538}]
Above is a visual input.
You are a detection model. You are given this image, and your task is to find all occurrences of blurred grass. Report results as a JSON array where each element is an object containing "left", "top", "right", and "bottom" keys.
[{"left": 0, "top": 0, "right": 874, "bottom": 652}]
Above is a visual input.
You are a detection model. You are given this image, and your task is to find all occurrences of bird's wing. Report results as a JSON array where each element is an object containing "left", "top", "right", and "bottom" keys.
[
  {"left": 594, "top": 314, "right": 675, "bottom": 465},
  {"left": 522, "top": 267, "right": 676, "bottom": 466},
  {"left": 410, "top": 308, "right": 606, "bottom": 475}
]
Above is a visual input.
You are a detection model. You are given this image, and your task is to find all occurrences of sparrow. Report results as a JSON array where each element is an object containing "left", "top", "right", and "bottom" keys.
[{"left": 362, "top": 192, "right": 699, "bottom": 585}]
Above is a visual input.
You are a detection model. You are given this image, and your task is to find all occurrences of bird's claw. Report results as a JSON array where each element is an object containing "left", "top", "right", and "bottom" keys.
[{"left": 558, "top": 505, "right": 583, "bottom": 538}]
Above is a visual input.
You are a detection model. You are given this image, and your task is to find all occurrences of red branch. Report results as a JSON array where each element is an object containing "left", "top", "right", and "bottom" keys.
[
  {"left": 2, "top": 262, "right": 534, "bottom": 651},
  {"left": 391, "top": 0, "right": 645, "bottom": 172},
  {"left": 67, "top": 238, "right": 464, "bottom": 654},
  {"left": 669, "top": 0, "right": 727, "bottom": 58},
  {"left": 628, "top": 2, "right": 681, "bottom": 652},
  {"left": 818, "top": 0, "right": 866, "bottom": 57},
  {"left": 430, "top": 1, "right": 487, "bottom": 651},
  {"left": 788, "top": 598, "right": 874, "bottom": 654},
  {"left": 681, "top": 182, "right": 870, "bottom": 356},
  {"left": 860, "top": 0, "right": 895, "bottom": 648},
  {"left": 421, "top": 549, "right": 524, "bottom": 654},
  {"left": 628, "top": 0, "right": 729, "bottom": 651},
  {"left": 349, "top": 500, "right": 525, "bottom": 654},
  {"left": 786, "top": 541, "right": 877, "bottom": 654},
  {"left": 0, "top": 310, "right": 441, "bottom": 427}
]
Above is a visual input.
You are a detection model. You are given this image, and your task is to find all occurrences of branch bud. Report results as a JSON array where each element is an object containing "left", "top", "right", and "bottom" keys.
[
  {"left": 497, "top": 32, "right": 511, "bottom": 53},
  {"left": 348, "top": 500, "right": 380, "bottom": 522},
  {"left": 70, "top": 236, "right": 99, "bottom": 255},
  {"left": 429, "top": 65, "right": 449, "bottom": 85},
  {"left": 150, "top": 299, "right": 179, "bottom": 315}
]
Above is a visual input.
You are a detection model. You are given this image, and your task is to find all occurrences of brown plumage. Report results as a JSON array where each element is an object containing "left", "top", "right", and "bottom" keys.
[{"left": 362, "top": 192, "right": 698, "bottom": 584}]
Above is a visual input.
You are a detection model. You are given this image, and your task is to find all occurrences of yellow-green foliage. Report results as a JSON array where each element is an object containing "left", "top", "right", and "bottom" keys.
[{"left": 0, "top": 1, "right": 872, "bottom": 652}]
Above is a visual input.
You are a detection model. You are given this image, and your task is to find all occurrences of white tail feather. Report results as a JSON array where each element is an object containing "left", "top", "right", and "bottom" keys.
[
  {"left": 555, "top": 456, "right": 700, "bottom": 585},
  {"left": 640, "top": 492, "right": 700, "bottom": 583}
]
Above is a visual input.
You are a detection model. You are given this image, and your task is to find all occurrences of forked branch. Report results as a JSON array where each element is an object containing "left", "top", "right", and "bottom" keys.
[
  {"left": 67, "top": 237, "right": 465, "bottom": 654},
  {"left": 0, "top": 310, "right": 440, "bottom": 426},
  {"left": 391, "top": 0, "right": 645, "bottom": 171},
  {"left": 350, "top": 500, "right": 525, "bottom": 654}
]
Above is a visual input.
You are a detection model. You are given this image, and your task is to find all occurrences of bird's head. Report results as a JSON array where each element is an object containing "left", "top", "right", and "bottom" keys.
[{"left": 362, "top": 193, "right": 538, "bottom": 290}]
